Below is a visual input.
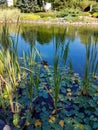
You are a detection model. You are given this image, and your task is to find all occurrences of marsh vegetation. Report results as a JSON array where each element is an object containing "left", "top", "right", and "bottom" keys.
[{"left": 0, "top": 23, "right": 98, "bottom": 130}]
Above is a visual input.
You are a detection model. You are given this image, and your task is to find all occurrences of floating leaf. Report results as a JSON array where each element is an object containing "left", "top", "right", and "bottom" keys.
[
  {"left": 49, "top": 89, "right": 53, "bottom": 93},
  {"left": 35, "top": 119, "right": 42, "bottom": 127},
  {"left": 83, "top": 125, "right": 92, "bottom": 130},
  {"left": 67, "top": 92, "right": 72, "bottom": 96},
  {"left": 13, "top": 114, "right": 20, "bottom": 126},
  {"left": 67, "top": 88, "right": 71, "bottom": 92},
  {"left": 49, "top": 115, "right": 56, "bottom": 123},
  {"left": 25, "top": 121, "right": 30, "bottom": 126},
  {"left": 3, "top": 94, "right": 8, "bottom": 99},
  {"left": 59, "top": 120, "right": 64, "bottom": 128}
]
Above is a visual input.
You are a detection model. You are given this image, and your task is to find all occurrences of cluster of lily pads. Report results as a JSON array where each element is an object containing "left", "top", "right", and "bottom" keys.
[{"left": 0, "top": 61, "right": 98, "bottom": 130}]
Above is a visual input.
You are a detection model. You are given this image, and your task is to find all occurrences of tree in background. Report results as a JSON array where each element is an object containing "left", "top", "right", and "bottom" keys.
[
  {"left": 16, "top": 0, "right": 39, "bottom": 13},
  {"left": 53, "top": 0, "right": 98, "bottom": 11},
  {"left": 0, "top": 0, "right": 7, "bottom": 9},
  {"left": 0, "top": 0, "right": 7, "bottom": 6}
]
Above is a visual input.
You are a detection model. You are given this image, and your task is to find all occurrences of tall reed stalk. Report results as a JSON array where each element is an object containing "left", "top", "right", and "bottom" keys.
[
  {"left": 82, "top": 42, "right": 98, "bottom": 95},
  {"left": 52, "top": 28, "right": 70, "bottom": 111},
  {"left": 0, "top": 22, "right": 21, "bottom": 113}
]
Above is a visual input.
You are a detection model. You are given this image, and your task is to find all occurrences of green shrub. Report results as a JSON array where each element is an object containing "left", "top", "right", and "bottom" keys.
[
  {"left": 36, "top": 12, "right": 56, "bottom": 18},
  {"left": 20, "top": 14, "right": 41, "bottom": 20},
  {"left": 84, "top": 12, "right": 91, "bottom": 16},
  {"left": 92, "top": 12, "right": 98, "bottom": 18},
  {"left": 56, "top": 9, "right": 80, "bottom": 18},
  {"left": 92, "top": 4, "right": 98, "bottom": 13}
]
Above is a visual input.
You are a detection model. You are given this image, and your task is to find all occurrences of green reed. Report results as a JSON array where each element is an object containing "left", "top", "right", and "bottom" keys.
[
  {"left": 82, "top": 42, "right": 98, "bottom": 95},
  {"left": 52, "top": 28, "right": 71, "bottom": 110},
  {"left": 0, "top": 22, "right": 21, "bottom": 113},
  {"left": 23, "top": 47, "right": 41, "bottom": 111}
]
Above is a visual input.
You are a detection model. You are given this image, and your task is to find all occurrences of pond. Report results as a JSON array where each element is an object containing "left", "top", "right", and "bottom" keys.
[
  {"left": 0, "top": 23, "right": 98, "bottom": 130},
  {"left": 0, "top": 24, "right": 98, "bottom": 76}
]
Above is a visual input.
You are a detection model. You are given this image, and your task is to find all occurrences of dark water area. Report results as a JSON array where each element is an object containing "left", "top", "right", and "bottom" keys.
[{"left": 0, "top": 24, "right": 98, "bottom": 77}]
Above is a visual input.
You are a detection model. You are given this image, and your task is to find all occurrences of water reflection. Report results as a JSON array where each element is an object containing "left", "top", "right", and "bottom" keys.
[{"left": 0, "top": 24, "right": 98, "bottom": 76}]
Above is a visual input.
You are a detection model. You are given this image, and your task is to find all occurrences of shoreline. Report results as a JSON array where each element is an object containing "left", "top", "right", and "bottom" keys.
[{"left": 0, "top": 19, "right": 98, "bottom": 26}]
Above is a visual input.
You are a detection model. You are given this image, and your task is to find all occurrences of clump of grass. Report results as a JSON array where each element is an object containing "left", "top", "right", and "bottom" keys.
[
  {"left": 0, "top": 8, "right": 21, "bottom": 22},
  {"left": 0, "top": 22, "right": 22, "bottom": 113}
]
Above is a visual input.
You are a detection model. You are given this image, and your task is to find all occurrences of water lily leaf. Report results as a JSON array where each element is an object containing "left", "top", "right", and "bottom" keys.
[
  {"left": 41, "top": 102, "right": 46, "bottom": 106},
  {"left": 26, "top": 126, "right": 34, "bottom": 130},
  {"left": 42, "top": 106, "right": 46, "bottom": 112},
  {"left": 67, "top": 92, "right": 72, "bottom": 96},
  {"left": 42, "top": 93, "right": 48, "bottom": 99},
  {"left": 74, "top": 123, "right": 83, "bottom": 130},
  {"left": 49, "top": 89, "right": 53, "bottom": 93},
  {"left": 77, "top": 113, "right": 84, "bottom": 119},
  {"left": 13, "top": 114, "right": 20, "bottom": 126},
  {"left": 59, "top": 120, "right": 64, "bottom": 128},
  {"left": 34, "top": 127, "right": 41, "bottom": 130},
  {"left": 83, "top": 125, "right": 92, "bottom": 130},
  {"left": 25, "top": 121, "right": 30, "bottom": 126},
  {"left": 93, "top": 122, "right": 98, "bottom": 129},
  {"left": 35, "top": 119, "right": 42, "bottom": 127},
  {"left": 49, "top": 115, "right": 56, "bottom": 123},
  {"left": 83, "top": 118, "right": 89, "bottom": 124},
  {"left": 90, "top": 116, "right": 97, "bottom": 121},
  {"left": 42, "top": 122, "right": 51, "bottom": 130},
  {"left": 50, "top": 123, "right": 62, "bottom": 130},
  {"left": 61, "top": 87, "right": 66, "bottom": 93},
  {"left": 67, "top": 88, "right": 71, "bottom": 92}
]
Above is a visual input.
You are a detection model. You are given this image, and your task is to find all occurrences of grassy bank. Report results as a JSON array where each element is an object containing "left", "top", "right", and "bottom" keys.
[{"left": 0, "top": 9, "right": 98, "bottom": 24}]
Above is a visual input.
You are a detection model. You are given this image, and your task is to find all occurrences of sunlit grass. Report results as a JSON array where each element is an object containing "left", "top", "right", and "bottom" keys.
[{"left": 0, "top": 8, "right": 21, "bottom": 21}]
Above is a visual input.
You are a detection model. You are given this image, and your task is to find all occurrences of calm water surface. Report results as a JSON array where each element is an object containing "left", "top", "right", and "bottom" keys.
[{"left": 0, "top": 24, "right": 98, "bottom": 76}]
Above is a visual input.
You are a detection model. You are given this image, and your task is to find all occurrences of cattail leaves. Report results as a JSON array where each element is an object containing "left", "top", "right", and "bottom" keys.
[
  {"left": 82, "top": 41, "right": 98, "bottom": 95},
  {"left": 54, "top": 55, "right": 60, "bottom": 106}
]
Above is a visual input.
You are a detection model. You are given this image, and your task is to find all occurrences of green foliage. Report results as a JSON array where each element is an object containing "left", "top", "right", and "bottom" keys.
[
  {"left": 20, "top": 14, "right": 41, "bottom": 20},
  {"left": 0, "top": 21, "right": 98, "bottom": 130},
  {"left": 92, "top": 12, "right": 98, "bottom": 18},
  {"left": 81, "top": 42, "right": 98, "bottom": 95},
  {"left": 36, "top": 12, "right": 56, "bottom": 18},
  {"left": 56, "top": 9, "right": 80, "bottom": 18},
  {"left": 92, "top": 4, "right": 98, "bottom": 13},
  {"left": 16, "top": 0, "right": 39, "bottom": 13},
  {"left": 0, "top": 0, "right": 6, "bottom": 6},
  {"left": 0, "top": 24, "right": 21, "bottom": 113}
]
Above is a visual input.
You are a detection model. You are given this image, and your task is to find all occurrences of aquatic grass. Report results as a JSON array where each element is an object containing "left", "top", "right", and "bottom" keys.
[
  {"left": 0, "top": 22, "right": 22, "bottom": 113},
  {"left": 22, "top": 47, "right": 42, "bottom": 112},
  {"left": 51, "top": 27, "right": 71, "bottom": 111},
  {"left": 1, "top": 21, "right": 11, "bottom": 50},
  {"left": 62, "top": 41, "right": 70, "bottom": 65},
  {"left": 0, "top": 8, "right": 20, "bottom": 22},
  {"left": 0, "top": 49, "right": 21, "bottom": 113},
  {"left": 0, "top": 23, "right": 98, "bottom": 129},
  {"left": 54, "top": 55, "right": 61, "bottom": 109},
  {"left": 81, "top": 41, "right": 98, "bottom": 95}
]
